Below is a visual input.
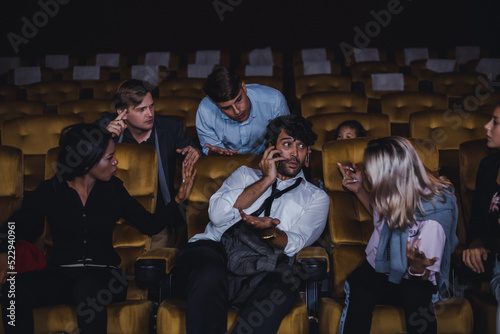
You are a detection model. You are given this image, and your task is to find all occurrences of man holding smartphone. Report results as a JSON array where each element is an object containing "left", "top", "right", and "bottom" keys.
[
  {"left": 196, "top": 65, "right": 290, "bottom": 156},
  {"left": 178, "top": 114, "right": 329, "bottom": 333}
]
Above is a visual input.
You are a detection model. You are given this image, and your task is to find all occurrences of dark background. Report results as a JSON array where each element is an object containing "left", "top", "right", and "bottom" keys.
[{"left": 1, "top": 0, "right": 499, "bottom": 60}]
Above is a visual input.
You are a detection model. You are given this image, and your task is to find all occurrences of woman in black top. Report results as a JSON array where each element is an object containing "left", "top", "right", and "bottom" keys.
[
  {"left": 0, "top": 123, "right": 196, "bottom": 334},
  {"left": 462, "top": 103, "right": 500, "bottom": 332}
]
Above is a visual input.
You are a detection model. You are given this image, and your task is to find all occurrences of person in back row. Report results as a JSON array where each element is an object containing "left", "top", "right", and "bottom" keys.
[
  {"left": 196, "top": 65, "right": 290, "bottom": 156},
  {"left": 100, "top": 79, "right": 201, "bottom": 247}
]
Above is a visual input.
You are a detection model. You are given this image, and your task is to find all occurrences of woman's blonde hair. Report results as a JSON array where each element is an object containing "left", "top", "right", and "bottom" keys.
[{"left": 364, "top": 136, "right": 449, "bottom": 230}]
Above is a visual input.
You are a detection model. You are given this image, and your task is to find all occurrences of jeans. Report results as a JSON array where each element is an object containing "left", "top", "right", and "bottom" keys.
[{"left": 490, "top": 254, "right": 500, "bottom": 334}]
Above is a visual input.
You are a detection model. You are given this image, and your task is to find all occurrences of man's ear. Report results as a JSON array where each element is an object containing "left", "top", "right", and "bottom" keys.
[
  {"left": 241, "top": 81, "right": 247, "bottom": 93},
  {"left": 305, "top": 148, "right": 311, "bottom": 167}
]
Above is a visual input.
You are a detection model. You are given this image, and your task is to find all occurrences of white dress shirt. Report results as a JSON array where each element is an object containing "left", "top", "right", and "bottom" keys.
[{"left": 189, "top": 166, "right": 330, "bottom": 257}]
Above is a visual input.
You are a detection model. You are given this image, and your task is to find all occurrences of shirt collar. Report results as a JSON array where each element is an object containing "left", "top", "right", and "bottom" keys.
[{"left": 276, "top": 170, "right": 306, "bottom": 187}]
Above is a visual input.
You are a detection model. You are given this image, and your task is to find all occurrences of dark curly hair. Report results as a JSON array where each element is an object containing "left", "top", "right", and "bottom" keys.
[
  {"left": 56, "top": 123, "right": 113, "bottom": 181},
  {"left": 265, "top": 115, "right": 317, "bottom": 147}
]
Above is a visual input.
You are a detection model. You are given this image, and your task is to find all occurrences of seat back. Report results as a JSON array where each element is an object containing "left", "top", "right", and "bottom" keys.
[
  {"left": 242, "top": 76, "right": 284, "bottom": 92},
  {"left": 92, "top": 80, "right": 122, "bottom": 100},
  {"left": 308, "top": 113, "right": 391, "bottom": 152},
  {"left": 410, "top": 109, "right": 489, "bottom": 187},
  {"left": 300, "top": 91, "right": 368, "bottom": 119},
  {"left": 0, "top": 145, "right": 23, "bottom": 228},
  {"left": 322, "top": 137, "right": 439, "bottom": 297},
  {"left": 1, "top": 114, "right": 84, "bottom": 192},
  {"left": 381, "top": 92, "right": 449, "bottom": 124},
  {"left": 459, "top": 139, "right": 499, "bottom": 229},
  {"left": 295, "top": 74, "right": 351, "bottom": 99},
  {"left": 360, "top": 74, "right": 419, "bottom": 100},
  {"left": 25, "top": 81, "right": 81, "bottom": 109},
  {"left": 159, "top": 78, "right": 206, "bottom": 99},
  {"left": 0, "top": 85, "right": 19, "bottom": 101},
  {"left": 351, "top": 61, "right": 399, "bottom": 82},
  {"left": 0, "top": 100, "right": 46, "bottom": 115},
  {"left": 44, "top": 143, "right": 158, "bottom": 276},
  {"left": 432, "top": 72, "right": 489, "bottom": 99},
  {"left": 57, "top": 99, "right": 114, "bottom": 123},
  {"left": 186, "top": 155, "right": 260, "bottom": 240}
]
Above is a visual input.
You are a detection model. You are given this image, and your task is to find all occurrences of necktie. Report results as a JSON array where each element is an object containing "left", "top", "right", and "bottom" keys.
[{"left": 250, "top": 177, "right": 302, "bottom": 218}]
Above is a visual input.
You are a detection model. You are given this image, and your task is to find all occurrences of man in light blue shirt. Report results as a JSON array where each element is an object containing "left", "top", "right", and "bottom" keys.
[{"left": 196, "top": 65, "right": 290, "bottom": 155}]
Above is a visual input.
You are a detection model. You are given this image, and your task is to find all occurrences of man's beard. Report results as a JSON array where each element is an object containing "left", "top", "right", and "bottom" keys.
[{"left": 277, "top": 157, "right": 303, "bottom": 178}]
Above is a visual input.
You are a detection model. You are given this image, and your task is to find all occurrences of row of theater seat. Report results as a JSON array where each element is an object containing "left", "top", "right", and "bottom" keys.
[
  {"left": 0, "top": 108, "right": 491, "bottom": 194},
  {"left": 1, "top": 133, "right": 485, "bottom": 333}
]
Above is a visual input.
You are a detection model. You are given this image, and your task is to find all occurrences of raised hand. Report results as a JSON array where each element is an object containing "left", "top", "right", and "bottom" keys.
[
  {"left": 205, "top": 143, "right": 240, "bottom": 156},
  {"left": 259, "top": 146, "right": 285, "bottom": 181},
  {"left": 406, "top": 237, "right": 439, "bottom": 276},
  {"left": 337, "top": 162, "right": 363, "bottom": 194},
  {"left": 174, "top": 159, "right": 197, "bottom": 204},
  {"left": 239, "top": 208, "right": 280, "bottom": 230},
  {"left": 176, "top": 146, "right": 201, "bottom": 165},
  {"left": 106, "top": 110, "right": 128, "bottom": 138}
]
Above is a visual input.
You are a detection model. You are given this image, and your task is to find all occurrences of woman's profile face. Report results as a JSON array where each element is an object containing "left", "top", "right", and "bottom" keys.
[
  {"left": 88, "top": 139, "right": 118, "bottom": 182},
  {"left": 485, "top": 106, "right": 500, "bottom": 149}
]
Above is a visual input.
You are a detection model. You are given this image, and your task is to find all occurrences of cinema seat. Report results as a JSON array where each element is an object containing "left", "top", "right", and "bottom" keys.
[
  {"left": 134, "top": 155, "right": 324, "bottom": 334},
  {"left": 300, "top": 91, "right": 368, "bottom": 119},
  {"left": 1, "top": 114, "right": 84, "bottom": 192},
  {"left": 318, "top": 137, "right": 473, "bottom": 334}
]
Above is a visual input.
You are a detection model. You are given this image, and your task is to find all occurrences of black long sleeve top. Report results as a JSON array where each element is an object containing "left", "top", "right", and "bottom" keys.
[
  {"left": 467, "top": 152, "right": 500, "bottom": 253},
  {"left": 0, "top": 176, "right": 173, "bottom": 267}
]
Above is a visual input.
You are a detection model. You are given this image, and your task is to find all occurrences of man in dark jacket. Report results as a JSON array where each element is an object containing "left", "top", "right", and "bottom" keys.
[{"left": 100, "top": 79, "right": 201, "bottom": 248}]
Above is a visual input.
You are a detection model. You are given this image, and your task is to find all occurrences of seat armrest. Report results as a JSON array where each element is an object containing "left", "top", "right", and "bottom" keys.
[
  {"left": 135, "top": 248, "right": 179, "bottom": 285},
  {"left": 296, "top": 246, "right": 329, "bottom": 282}
]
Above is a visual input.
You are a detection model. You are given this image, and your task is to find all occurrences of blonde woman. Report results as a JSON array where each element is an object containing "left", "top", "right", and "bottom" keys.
[{"left": 338, "top": 136, "right": 458, "bottom": 334}]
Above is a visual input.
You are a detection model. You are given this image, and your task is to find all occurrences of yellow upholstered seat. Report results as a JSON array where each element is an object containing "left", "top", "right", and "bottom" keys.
[
  {"left": 295, "top": 74, "right": 352, "bottom": 100},
  {"left": 25, "top": 81, "right": 81, "bottom": 112},
  {"left": 318, "top": 137, "right": 473, "bottom": 334},
  {"left": 0, "top": 85, "right": 19, "bottom": 101},
  {"left": 300, "top": 91, "right": 368, "bottom": 119},
  {"left": 154, "top": 96, "right": 201, "bottom": 147},
  {"left": 242, "top": 76, "right": 284, "bottom": 92},
  {"left": 242, "top": 49, "right": 284, "bottom": 68},
  {"left": 432, "top": 72, "right": 489, "bottom": 100},
  {"left": 0, "top": 145, "right": 23, "bottom": 228},
  {"left": 137, "top": 52, "right": 180, "bottom": 72},
  {"left": 1, "top": 114, "right": 84, "bottom": 192},
  {"left": 159, "top": 78, "right": 206, "bottom": 99},
  {"left": 458, "top": 138, "right": 500, "bottom": 333},
  {"left": 57, "top": 99, "right": 114, "bottom": 123},
  {"left": 149, "top": 155, "right": 310, "bottom": 333},
  {"left": 293, "top": 61, "right": 342, "bottom": 78},
  {"left": 380, "top": 91, "right": 449, "bottom": 136},
  {"left": 0, "top": 101, "right": 46, "bottom": 142},
  {"left": 351, "top": 61, "right": 399, "bottom": 83},
  {"left": 410, "top": 60, "right": 458, "bottom": 82},
  {"left": 307, "top": 112, "right": 390, "bottom": 182},
  {"left": 92, "top": 80, "right": 122, "bottom": 100},
  {"left": 343, "top": 48, "right": 387, "bottom": 67},
  {"left": 410, "top": 109, "right": 490, "bottom": 188},
  {"left": 394, "top": 48, "right": 438, "bottom": 68},
  {"left": 359, "top": 74, "right": 419, "bottom": 100}
]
